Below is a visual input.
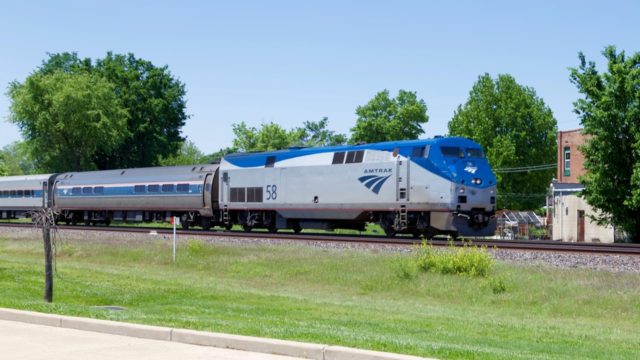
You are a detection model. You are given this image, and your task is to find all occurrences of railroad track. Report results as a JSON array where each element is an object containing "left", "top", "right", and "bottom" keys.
[{"left": 1, "top": 222, "right": 640, "bottom": 255}]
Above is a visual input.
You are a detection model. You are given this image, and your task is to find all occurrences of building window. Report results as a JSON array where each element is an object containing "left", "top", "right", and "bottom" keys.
[{"left": 564, "top": 147, "right": 570, "bottom": 176}]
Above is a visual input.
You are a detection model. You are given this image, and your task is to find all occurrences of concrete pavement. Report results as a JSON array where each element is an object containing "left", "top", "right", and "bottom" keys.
[
  {"left": 0, "top": 319, "right": 302, "bottom": 360},
  {"left": 0, "top": 308, "right": 432, "bottom": 360}
]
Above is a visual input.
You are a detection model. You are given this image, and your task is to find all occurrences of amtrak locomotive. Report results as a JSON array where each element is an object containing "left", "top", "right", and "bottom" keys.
[{"left": 0, "top": 137, "right": 496, "bottom": 238}]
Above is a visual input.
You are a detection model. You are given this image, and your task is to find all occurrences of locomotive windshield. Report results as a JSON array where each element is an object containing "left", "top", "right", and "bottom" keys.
[
  {"left": 466, "top": 148, "right": 485, "bottom": 158},
  {"left": 441, "top": 146, "right": 464, "bottom": 158}
]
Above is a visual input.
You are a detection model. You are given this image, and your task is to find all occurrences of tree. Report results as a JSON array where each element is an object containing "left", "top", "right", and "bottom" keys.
[
  {"left": 570, "top": 46, "right": 640, "bottom": 242},
  {"left": 448, "top": 74, "right": 557, "bottom": 210},
  {"left": 159, "top": 140, "right": 205, "bottom": 166},
  {"left": 295, "top": 117, "right": 347, "bottom": 147},
  {"left": 32, "top": 52, "right": 188, "bottom": 170},
  {"left": 1, "top": 141, "right": 38, "bottom": 175},
  {"left": 231, "top": 122, "right": 300, "bottom": 152},
  {"left": 8, "top": 71, "right": 128, "bottom": 172},
  {"left": 0, "top": 155, "right": 7, "bottom": 176},
  {"left": 350, "top": 90, "right": 428, "bottom": 144}
]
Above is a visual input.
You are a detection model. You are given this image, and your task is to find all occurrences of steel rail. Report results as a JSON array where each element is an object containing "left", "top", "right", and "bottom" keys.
[{"left": 1, "top": 222, "right": 639, "bottom": 255}]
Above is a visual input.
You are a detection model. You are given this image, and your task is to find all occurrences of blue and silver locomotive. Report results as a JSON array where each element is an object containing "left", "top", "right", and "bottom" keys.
[{"left": 0, "top": 137, "right": 496, "bottom": 238}]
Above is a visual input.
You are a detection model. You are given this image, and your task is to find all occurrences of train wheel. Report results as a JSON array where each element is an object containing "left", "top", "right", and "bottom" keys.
[
  {"left": 293, "top": 226, "right": 302, "bottom": 234},
  {"left": 412, "top": 231, "right": 422, "bottom": 239},
  {"left": 383, "top": 228, "right": 396, "bottom": 237},
  {"left": 267, "top": 226, "right": 278, "bottom": 233},
  {"left": 242, "top": 224, "right": 252, "bottom": 232},
  {"left": 224, "top": 223, "right": 233, "bottom": 231}
]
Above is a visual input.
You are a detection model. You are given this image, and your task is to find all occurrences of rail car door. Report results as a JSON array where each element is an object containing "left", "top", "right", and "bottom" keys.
[
  {"left": 396, "top": 156, "right": 410, "bottom": 202},
  {"left": 203, "top": 173, "right": 214, "bottom": 215}
]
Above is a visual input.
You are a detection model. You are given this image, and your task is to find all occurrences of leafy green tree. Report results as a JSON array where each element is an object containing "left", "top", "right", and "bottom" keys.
[
  {"left": 0, "top": 155, "right": 8, "bottom": 176},
  {"left": 570, "top": 46, "right": 640, "bottom": 242},
  {"left": 35, "top": 52, "right": 188, "bottom": 169},
  {"left": 159, "top": 140, "right": 205, "bottom": 166},
  {"left": 232, "top": 122, "right": 300, "bottom": 152},
  {"left": 202, "top": 147, "right": 237, "bottom": 164},
  {"left": 350, "top": 90, "right": 428, "bottom": 144},
  {"left": 448, "top": 74, "right": 557, "bottom": 210},
  {"left": 8, "top": 71, "right": 128, "bottom": 172},
  {"left": 294, "top": 117, "right": 347, "bottom": 147},
  {"left": 1, "top": 141, "right": 38, "bottom": 175}
]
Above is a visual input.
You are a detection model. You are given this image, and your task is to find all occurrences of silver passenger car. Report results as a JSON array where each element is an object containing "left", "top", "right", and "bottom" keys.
[
  {"left": 0, "top": 174, "right": 55, "bottom": 219},
  {"left": 53, "top": 165, "right": 219, "bottom": 227}
]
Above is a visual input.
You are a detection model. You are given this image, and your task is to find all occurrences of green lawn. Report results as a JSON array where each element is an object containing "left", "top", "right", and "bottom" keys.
[{"left": 0, "top": 235, "right": 638, "bottom": 359}]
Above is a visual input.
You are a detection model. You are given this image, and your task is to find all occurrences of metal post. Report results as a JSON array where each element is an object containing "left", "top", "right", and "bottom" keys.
[
  {"left": 43, "top": 220, "right": 53, "bottom": 303},
  {"left": 173, "top": 216, "right": 177, "bottom": 263}
]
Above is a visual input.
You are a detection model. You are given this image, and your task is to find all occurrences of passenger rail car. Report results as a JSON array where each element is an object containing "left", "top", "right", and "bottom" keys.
[
  {"left": 52, "top": 165, "right": 219, "bottom": 228},
  {"left": 219, "top": 137, "right": 496, "bottom": 237},
  {"left": 0, "top": 174, "right": 56, "bottom": 219}
]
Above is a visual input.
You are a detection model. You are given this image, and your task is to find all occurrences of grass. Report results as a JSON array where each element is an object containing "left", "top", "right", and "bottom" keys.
[{"left": 0, "top": 234, "right": 639, "bottom": 359}]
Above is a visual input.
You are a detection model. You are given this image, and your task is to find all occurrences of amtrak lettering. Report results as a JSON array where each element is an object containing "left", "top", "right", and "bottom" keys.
[{"left": 363, "top": 168, "right": 393, "bottom": 174}]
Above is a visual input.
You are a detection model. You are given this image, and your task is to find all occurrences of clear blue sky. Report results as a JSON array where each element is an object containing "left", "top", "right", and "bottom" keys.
[{"left": 1, "top": 0, "right": 638, "bottom": 154}]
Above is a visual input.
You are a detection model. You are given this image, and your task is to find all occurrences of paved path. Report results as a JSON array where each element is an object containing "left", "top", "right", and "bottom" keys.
[{"left": 0, "top": 319, "right": 303, "bottom": 360}]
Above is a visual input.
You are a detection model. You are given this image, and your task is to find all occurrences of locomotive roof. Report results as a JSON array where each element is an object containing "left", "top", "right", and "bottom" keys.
[{"left": 224, "top": 136, "right": 483, "bottom": 160}]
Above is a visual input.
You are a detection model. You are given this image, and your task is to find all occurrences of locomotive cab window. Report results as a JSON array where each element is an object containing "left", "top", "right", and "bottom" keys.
[
  {"left": 441, "top": 146, "right": 464, "bottom": 158},
  {"left": 466, "top": 148, "right": 485, "bottom": 158},
  {"left": 411, "top": 146, "right": 426, "bottom": 158},
  {"left": 332, "top": 152, "right": 345, "bottom": 164},
  {"left": 265, "top": 156, "right": 276, "bottom": 168}
]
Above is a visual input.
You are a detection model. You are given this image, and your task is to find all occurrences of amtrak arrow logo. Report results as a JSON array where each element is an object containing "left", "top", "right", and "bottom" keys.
[{"left": 358, "top": 174, "right": 392, "bottom": 194}]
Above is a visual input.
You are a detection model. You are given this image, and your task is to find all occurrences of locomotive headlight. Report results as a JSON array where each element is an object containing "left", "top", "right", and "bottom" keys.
[
  {"left": 472, "top": 178, "right": 482, "bottom": 185},
  {"left": 459, "top": 187, "right": 465, "bottom": 194},
  {"left": 489, "top": 189, "right": 494, "bottom": 194}
]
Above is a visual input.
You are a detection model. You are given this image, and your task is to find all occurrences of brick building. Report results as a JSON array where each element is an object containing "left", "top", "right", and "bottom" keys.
[{"left": 550, "top": 129, "right": 614, "bottom": 242}]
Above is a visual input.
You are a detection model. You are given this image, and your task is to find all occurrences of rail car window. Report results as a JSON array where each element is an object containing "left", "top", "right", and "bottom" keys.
[
  {"left": 134, "top": 185, "right": 146, "bottom": 193},
  {"left": 82, "top": 187, "right": 93, "bottom": 194},
  {"left": 94, "top": 186, "right": 104, "bottom": 194},
  {"left": 72, "top": 187, "right": 81, "bottom": 195},
  {"left": 230, "top": 187, "right": 246, "bottom": 202},
  {"left": 176, "top": 184, "right": 189, "bottom": 192},
  {"left": 17, "top": 190, "right": 24, "bottom": 197},
  {"left": 354, "top": 150, "right": 364, "bottom": 163},
  {"left": 345, "top": 150, "right": 364, "bottom": 164},
  {"left": 246, "top": 187, "right": 263, "bottom": 202},
  {"left": 205, "top": 183, "right": 211, "bottom": 192},
  {"left": 466, "top": 148, "right": 485, "bottom": 158},
  {"left": 162, "top": 184, "right": 175, "bottom": 192},
  {"left": 441, "top": 146, "right": 464, "bottom": 158},
  {"left": 332, "top": 152, "right": 345, "bottom": 164},
  {"left": 265, "top": 156, "right": 276, "bottom": 168},
  {"left": 148, "top": 184, "right": 160, "bottom": 193}
]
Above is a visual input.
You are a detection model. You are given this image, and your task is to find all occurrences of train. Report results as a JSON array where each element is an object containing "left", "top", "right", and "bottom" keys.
[{"left": 0, "top": 137, "right": 497, "bottom": 238}]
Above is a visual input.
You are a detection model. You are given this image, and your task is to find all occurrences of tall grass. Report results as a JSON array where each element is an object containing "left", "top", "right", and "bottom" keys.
[{"left": 415, "top": 241, "right": 493, "bottom": 277}]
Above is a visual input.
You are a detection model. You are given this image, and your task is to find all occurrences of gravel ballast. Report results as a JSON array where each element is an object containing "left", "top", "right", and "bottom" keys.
[{"left": 1, "top": 225, "right": 639, "bottom": 274}]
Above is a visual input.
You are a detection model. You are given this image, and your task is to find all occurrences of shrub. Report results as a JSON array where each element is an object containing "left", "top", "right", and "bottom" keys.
[
  {"left": 489, "top": 276, "right": 507, "bottom": 294},
  {"left": 391, "top": 255, "right": 418, "bottom": 280},
  {"left": 185, "top": 239, "right": 204, "bottom": 256},
  {"left": 416, "top": 241, "right": 494, "bottom": 277}
]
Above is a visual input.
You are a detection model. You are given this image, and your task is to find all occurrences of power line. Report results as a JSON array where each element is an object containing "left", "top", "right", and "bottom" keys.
[{"left": 494, "top": 163, "right": 556, "bottom": 173}]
